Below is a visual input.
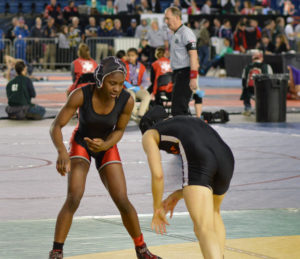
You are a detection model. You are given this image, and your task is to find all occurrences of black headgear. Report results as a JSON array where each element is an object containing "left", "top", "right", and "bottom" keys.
[
  {"left": 139, "top": 105, "right": 168, "bottom": 134},
  {"left": 94, "top": 56, "right": 127, "bottom": 88}
]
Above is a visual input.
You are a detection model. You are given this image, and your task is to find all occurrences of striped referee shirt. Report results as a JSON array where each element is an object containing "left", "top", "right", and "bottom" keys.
[{"left": 170, "top": 24, "right": 197, "bottom": 70}]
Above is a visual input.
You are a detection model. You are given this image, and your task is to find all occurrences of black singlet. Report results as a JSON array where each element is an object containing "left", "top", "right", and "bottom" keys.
[
  {"left": 75, "top": 84, "right": 130, "bottom": 146},
  {"left": 153, "top": 116, "right": 234, "bottom": 195}
]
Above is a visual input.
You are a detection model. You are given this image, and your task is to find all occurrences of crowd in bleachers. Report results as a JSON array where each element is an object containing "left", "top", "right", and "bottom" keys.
[{"left": 0, "top": 0, "right": 299, "bottom": 72}]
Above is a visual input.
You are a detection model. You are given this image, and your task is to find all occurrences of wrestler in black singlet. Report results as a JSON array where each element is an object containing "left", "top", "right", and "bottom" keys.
[
  {"left": 153, "top": 116, "right": 234, "bottom": 195},
  {"left": 70, "top": 84, "right": 130, "bottom": 169}
]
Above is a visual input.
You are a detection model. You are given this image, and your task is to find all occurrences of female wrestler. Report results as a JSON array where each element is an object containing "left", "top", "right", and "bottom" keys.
[
  {"left": 49, "top": 57, "right": 161, "bottom": 259},
  {"left": 141, "top": 106, "right": 234, "bottom": 259}
]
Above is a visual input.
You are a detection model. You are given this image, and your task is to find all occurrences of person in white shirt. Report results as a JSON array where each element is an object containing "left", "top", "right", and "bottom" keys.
[
  {"left": 201, "top": 0, "right": 212, "bottom": 14},
  {"left": 285, "top": 17, "right": 296, "bottom": 50}
]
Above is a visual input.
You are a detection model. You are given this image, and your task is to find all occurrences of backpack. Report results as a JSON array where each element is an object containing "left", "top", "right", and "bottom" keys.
[{"left": 202, "top": 109, "right": 229, "bottom": 124}]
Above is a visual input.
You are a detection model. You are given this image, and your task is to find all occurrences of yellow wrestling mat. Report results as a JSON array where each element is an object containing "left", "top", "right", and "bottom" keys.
[{"left": 66, "top": 235, "right": 300, "bottom": 259}]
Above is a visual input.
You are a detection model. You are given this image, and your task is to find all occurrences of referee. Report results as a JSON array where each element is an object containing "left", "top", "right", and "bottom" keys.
[{"left": 164, "top": 7, "right": 200, "bottom": 116}]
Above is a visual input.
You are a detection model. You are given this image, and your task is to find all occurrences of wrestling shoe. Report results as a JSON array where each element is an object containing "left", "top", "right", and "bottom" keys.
[
  {"left": 49, "top": 250, "right": 63, "bottom": 259},
  {"left": 135, "top": 243, "right": 162, "bottom": 259}
]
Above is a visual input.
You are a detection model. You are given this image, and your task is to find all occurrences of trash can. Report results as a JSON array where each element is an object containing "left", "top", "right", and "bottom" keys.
[{"left": 254, "top": 74, "right": 289, "bottom": 122}]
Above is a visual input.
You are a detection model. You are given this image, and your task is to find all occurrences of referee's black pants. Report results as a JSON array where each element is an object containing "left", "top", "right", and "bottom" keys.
[{"left": 171, "top": 67, "right": 193, "bottom": 116}]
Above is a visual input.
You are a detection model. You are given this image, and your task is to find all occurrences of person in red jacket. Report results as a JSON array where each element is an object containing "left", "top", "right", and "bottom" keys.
[
  {"left": 124, "top": 48, "right": 151, "bottom": 120},
  {"left": 234, "top": 22, "right": 247, "bottom": 53},
  {"left": 67, "top": 43, "right": 98, "bottom": 96},
  {"left": 150, "top": 47, "right": 173, "bottom": 105}
]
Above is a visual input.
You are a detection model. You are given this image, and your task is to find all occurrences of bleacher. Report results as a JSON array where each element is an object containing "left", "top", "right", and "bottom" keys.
[{"left": 0, "top": 0, "right": 299, "bottom": 16}]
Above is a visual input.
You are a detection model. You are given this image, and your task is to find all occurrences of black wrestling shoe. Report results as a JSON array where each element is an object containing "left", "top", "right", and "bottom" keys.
[
  {"left": 135, "top": 243, "right": 162, "bottom": 259},
  {"left": 49, "top": 250, "right": 63, "bottom": 259}
]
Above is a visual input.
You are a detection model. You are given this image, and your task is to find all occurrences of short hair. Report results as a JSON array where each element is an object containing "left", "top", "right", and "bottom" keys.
[
  {"left": 165, "top": 7, "right": 182, "bottom": 20},
  {"left": 127, "top": 48, "right": 138, "bottom": 55},
  {"left": 15, "top": 61, "right": 26, "bottom": 75},
  {"left": 116, "top": 50, "right": 126, "bottom": 59},
  {"left": 224, "top": 37, "right": 231, "bottom": 43}
]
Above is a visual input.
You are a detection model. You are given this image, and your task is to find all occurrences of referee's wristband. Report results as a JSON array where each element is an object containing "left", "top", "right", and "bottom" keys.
[{"left": 190, "top": 70, "right": 198, "bottom": 79}]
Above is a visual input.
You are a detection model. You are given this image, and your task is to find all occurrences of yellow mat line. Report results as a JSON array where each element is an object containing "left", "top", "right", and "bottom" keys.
[{"left": 66, "top": 235, "right": 300, "bottom": 259}]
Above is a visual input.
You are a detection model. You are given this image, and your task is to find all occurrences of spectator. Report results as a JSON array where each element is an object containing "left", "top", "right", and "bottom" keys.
[
  {"left": 295, "top": 22, "right": 300, "bottom": 52},
  {"left": 5, "top": 17, "right": 19, "bottom": 43},
  {"left": 147, "top": 0, "right": 161, "bottom": 13},
  {"left": 127, "top": 18, "right": 137, "bottom": 37},
  {"left": 201, "top": 0, "right": 212, "bottom": 14},
  {"left": 57, "top": 25, "right": 71, "bottom": 68},
  {"left": 150, "top": 47, "right": 173, "bottom": 105},
  {"left": 63, "top": 0, "right": 79, "bottom": 23},
  {"left": 274, "top": 34, "right": 289, "bottom": 53},
  {"left": 124, "top": 48, "right": 151, "bottom": 120},
  {"left": 234, "top": 0, "right": 241, "bottom": 14},
  {"left": 245, "top": 19, "right": 261, "bottom": 50},
  {"left": 30, "top": 17, "right": 43, "bottom": 38},
  {"left": 273, "top": 17, "right": 285, "bottom": 42},
  {"left": 285, "top": 17, "right": 296, "bottom": 50},
  {"left": 222, "top": 0, "right": 234, "bottom": 14},
  {"left": 6, "top": 60, "right": 45, "bottom": 120},
  {"left": 192, "top": 20, "right": 201, "bottom": 39},
  {"left": 258, "top": 35, "right": 275, "bottom": 54},
  {"left": 135, "top": 18, "right": 150, "bottom": 40},
  {"left": 44, "top": 0, "right": 63, "bottom": 25},
  {"left": 241, "top": 51, "right": 272, "bottom": 116},
  {"left": 69, "top": 17, "right": 83, "bottom": 59},
  {"left": 100, "top": 0, "right": 114, "bottom": 15},
  {"left": 137, "top": 0, "right": 152, "bottom": 14},
  {"left": 85, "top": 16, "right": 98, "bottom": 38},
  {"left": 13, "top": 17, "right": 29, "bottom": 61},
  {"left": 70, "top": 16, "right": 83, "bottom": 42},
  {"left": 96, "top": 19, "right": 109, "bottom": 62},
  {"left": 188, "top": 0, "right": 200, "bottom": 15},
  {"left": 146, "top": 20, "right": 168, "bottom": 62},
  {"left": 197, "top": 19, "right": 210, "bottom": 69},
  {"left": 261, "top": 1, "right": 272, "bottom": 14},
  {"left": 0, "top": 28, "right": 4, "bottom": 65},
  {"left": 241, "top": 1, "right": 254, "bottom": 15},
  {"left": 221, "top": 0, "right": 235, "bottom": 6},
  {"left": 104, "top": 18, "right": 116, "bottom": 56},
  {"left": 138, "top": 39, "right": 152, "bottom": 67},
  {"left": 200, "top": 37, "right": 233, "bottom": 76},
  {"left": 170, "top": 0, "right": 182, "bottom": 10},
  {"left": 42, "top": 17, "right": 56, "bottom": 70},
  {"left": 30, "top": 17, "right": 44, "bottom": 65},
  {"left": 112, "top": 19, "right": 124, "bottom": 37},
  {"left": 211, "top": 18, "right": 221, "bottom": 37},
  {"left": 116, "top": 49, "right": 127, "bottom": 63},
  {"left": 97, "top": 18, "right": 107, "bottom": 37},
  {"left": 283, "top": 0, "right": 295, "bottom": 16},
  {"left": 105, "top": 18, "right": 114, "bottom": 36},
  {"left": 219, "top": 19, "right": 233, "bottom": 42},
  {"left": 86, "top": 0, "right": 102, "bottom": 13},
  {"left": 114, "top": 0, "right": 134, "bottom": 15},
  {"left": 262, "top": 19, "right": 275, "bottom": 42},
  {"left": 67, "top": 43, "right": 97, "bottom": 95},
  {"left": 68, "top": 26, "right": 77, "bottom": 61},
  {"left": 234, "top": 22, "right": 247, "bottom": 53}
]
